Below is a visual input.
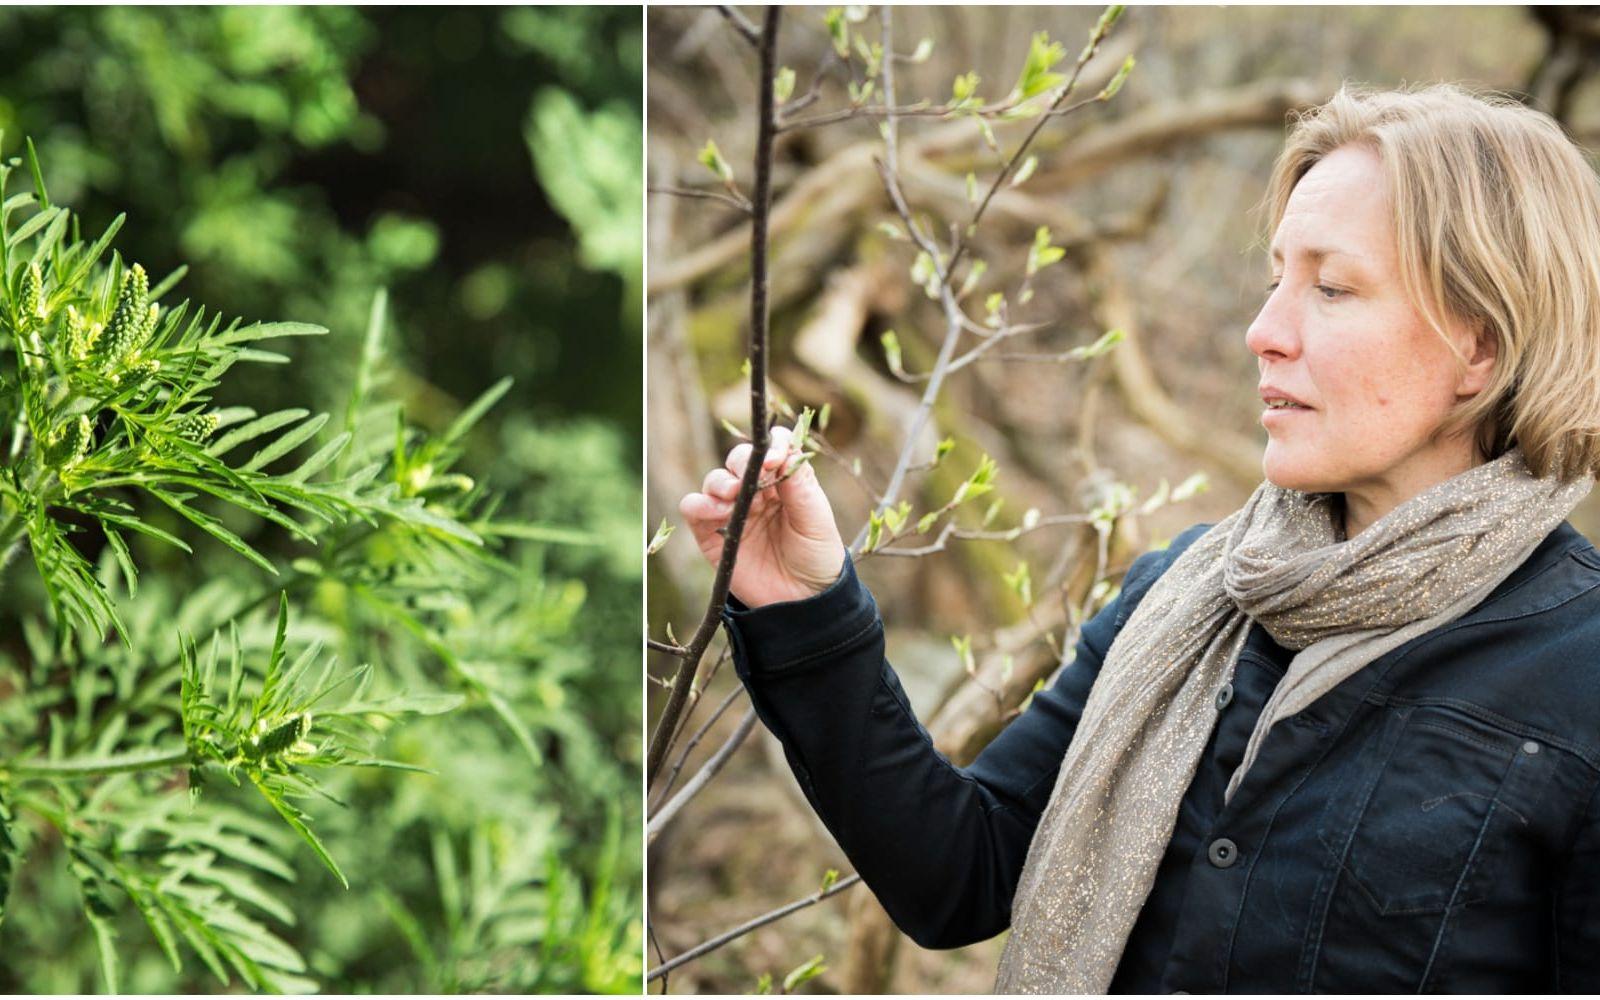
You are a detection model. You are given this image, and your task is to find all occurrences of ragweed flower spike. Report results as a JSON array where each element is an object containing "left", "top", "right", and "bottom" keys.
[
  {"left": 16, "top": 262, "right": 47, "bottom": 370},
  {"left": 64, "top": 305, "right": 97, "bottom": 360},
  {"left": 93, "top": 262, "right": 149, "bottom": 366},
  {"left": 116, "top": 356, "right": 162, "bottom": 388},
  {"left": 45, "top": 414, "right": 93, "bottom": 469},
  {"left": 18, "top": 262, "right": 43, "bottom": 325},
  {"left": 173, "top": 411, "right": 219, "bottom": 444},
  {"left": 243, "top": 713, "right": 314, "bottom": 762}
]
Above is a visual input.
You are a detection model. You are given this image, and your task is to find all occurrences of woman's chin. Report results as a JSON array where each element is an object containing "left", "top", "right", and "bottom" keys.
[{"left": 1262, "top": 447, "right": 1336, "bottom": 494}]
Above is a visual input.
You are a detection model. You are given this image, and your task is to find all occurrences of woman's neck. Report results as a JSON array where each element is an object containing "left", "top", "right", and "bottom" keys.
[{"left": 1339, "top": 437, "right": 1489, "bottom": 540}]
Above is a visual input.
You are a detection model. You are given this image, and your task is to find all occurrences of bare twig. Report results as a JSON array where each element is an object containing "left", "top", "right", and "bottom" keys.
[
  {"left": 648, "top": 184, "right": 754, "bottom": 215},
  {"left": 716, "top": 4, "right": 759, "bottom": 47},
  {"left": 647, "top": 6, "right": 783, "bottom": 787},
  {"left": 890, "top": 320, "right": 1055, "bottom": 382},
  {"left": 651, "top": 682, "right": 748, "bottom": 810},
  {"left": 647, "top": 706, "right": 758, "bottom": 842},
  {"left": 647, "top": 873, "right": 864, "bottom": 982},
  {"left": 864, "top": 512, "right": 1095, "bottom": 560},
  {"left": 647, "top": 637, "right": 689, "bottom": 656}
]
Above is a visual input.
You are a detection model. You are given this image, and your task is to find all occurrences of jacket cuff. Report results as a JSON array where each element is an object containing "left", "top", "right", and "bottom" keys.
[{"left": 723, "top": 553, "right": 880, "bottom": 676}]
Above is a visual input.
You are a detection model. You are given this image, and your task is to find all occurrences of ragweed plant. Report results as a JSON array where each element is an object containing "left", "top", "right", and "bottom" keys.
[{"left": 0, "top": 138, "right": 561, "bottom": 992}]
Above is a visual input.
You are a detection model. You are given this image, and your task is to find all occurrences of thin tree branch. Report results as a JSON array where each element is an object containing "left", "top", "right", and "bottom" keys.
[
  {"left": 647, "top": 637, "right": 688, "bottom": 656},
  {"left": 647, "top": 706, "right": 757, "bottom": 842},
  {"left": 946, "top": 6, "right": 1125, "bottom": 277},
  {"left": 716, "top": 4, "right": 759, "bottom": 47},
  {"left": 647, "top": 6, "right": 783, "bottom": 787},
  {"left": 648, "top": 185, "right": 753, "bottom": 215},
  {"left": 650, "top": 681, "right": 747, "bottom": 810},
  {"left": 647, "top": 873, "right": 863, "bottom": 982}
]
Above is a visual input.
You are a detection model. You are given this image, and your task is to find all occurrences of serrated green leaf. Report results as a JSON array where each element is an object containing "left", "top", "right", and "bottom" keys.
[
  {"left": 249, "top": 775, "right": 347, "bottom": 889},
  {"left": 208, "top": 321, "right": 327, "bottom": 347},
  {"left": 206, "top": 408, "right": 310, "bottom": 459},
  {"left": 5, "top": 204, "right": 64, "bottom": 249},
  {"left": 240, "top": 413, "right": 329, "bottom": 472}
]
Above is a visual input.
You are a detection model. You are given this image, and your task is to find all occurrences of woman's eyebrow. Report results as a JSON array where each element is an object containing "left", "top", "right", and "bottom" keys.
[{"left": 1269, "top": 243, "right": 1368, "bottom": 264}]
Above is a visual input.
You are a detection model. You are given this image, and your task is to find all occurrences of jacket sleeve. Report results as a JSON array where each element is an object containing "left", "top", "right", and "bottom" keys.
[
  {"left": 1555, "top": 774, "right": 1600, "bottom": 990},
  {"left": 724, "top": 536, "right": 1194, "bottom": 949}
]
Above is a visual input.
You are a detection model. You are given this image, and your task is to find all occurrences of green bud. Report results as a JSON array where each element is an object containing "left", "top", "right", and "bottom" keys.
[
  {"left": 1010, "top": 155, "right": 1039, "bottom": 188},
  {"left": 1099, "top": 56, "right": 1135, "bottom": 101},
  {"left": 951, "top": 71, "right": 980, "bottom": 105},
  {"left": 774, "top": 66, "right": 796, "bottom": 104},
  {"left": 698, "top": 139, "right": 733, "bottom": 186}
]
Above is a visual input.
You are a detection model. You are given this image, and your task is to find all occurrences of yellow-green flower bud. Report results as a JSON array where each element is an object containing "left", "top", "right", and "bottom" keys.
[
  {"left": 244, "top": 713, "right": 312, "bottom": 760},
  {"left": 174, "top": 411, "right": 218, "bottom": 443},
  {"left": 113, "top": 357, "right": 161, "bottom": 387},
  {"left": 46, "top": 415, "right": 93, "bottom": 468},
  {"left": 138, "top": 302, "right": 159, "bottom": 345},
  {"left": 18, "top": 263, "right": 43, "bottom": 326},
  {"left": 64, "top": 306, "right": 97, "bottom": 360},
  {"left": 93, "top": 263, "right": 149, "bottom": 365}
]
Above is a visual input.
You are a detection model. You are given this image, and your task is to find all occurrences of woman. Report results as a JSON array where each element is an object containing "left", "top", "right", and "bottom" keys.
[{"left": 678, "top": 85, "right": 1600, "bottom": 993}]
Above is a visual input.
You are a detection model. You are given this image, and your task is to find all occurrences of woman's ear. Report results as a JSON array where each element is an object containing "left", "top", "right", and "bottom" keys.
[{"left": 1456, "top": 325, "right": 1498, "bottom": 398}]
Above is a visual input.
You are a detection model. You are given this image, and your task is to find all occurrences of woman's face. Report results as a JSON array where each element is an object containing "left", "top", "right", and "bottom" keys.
[{"left": 1246, "top": 143, "right": 1495, "bottom": 521}]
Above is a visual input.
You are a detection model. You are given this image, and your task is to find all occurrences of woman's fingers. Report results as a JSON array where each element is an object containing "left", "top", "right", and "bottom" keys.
[
  {"left": 678, "top": 490, "right": 730, "bottom": 525},
  {"left": 724, "top": 427, "right": 795, "bottom": 480},
  {"left": 701, "top": 467, "right": 739, "bottom": 500}
]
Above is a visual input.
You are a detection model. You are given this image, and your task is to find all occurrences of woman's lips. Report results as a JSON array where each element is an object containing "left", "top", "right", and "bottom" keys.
[{"left": 1261, "top": 403, "right": 1312, "bottom": 425}]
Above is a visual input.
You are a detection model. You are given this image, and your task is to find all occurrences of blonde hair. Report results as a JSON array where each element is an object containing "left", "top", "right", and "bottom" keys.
[{"left": 1263, "top": 83, "right": 1600, "bottom": 482}]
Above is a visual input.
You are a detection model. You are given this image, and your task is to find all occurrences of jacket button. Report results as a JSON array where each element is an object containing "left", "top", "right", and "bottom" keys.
[
  {"left": 1208, "top": 837, "right": 1239, "bottom": 869},
  {"left": 1522, "top": 740, "right": 1541, "bottom": 755},
  {"left": 1215, "top": 683, "right": 1234, "bottom": 710}
]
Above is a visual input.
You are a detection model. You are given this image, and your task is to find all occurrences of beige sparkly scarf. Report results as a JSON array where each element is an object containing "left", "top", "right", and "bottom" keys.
[{"left": 994, "top": 446, "right": 1593, "bottom": 994}]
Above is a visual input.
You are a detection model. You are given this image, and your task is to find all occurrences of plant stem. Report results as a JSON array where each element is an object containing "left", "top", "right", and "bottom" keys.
[{"left": 646, "top": 5, "right": 782, "bottom": 787}]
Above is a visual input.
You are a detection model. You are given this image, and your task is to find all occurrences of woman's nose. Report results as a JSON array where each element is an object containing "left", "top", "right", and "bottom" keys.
[{"left": 1245, "top": 286, "right": 1300, "bottom": 362}]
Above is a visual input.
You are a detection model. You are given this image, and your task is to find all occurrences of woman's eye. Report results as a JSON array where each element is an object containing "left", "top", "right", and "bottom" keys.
[
  {"left": 1265, "top": 280, "right": 1280, "bottom": 294},
  {"left": 1316, "top": 284, "right": 1346, "bottom": 300}
]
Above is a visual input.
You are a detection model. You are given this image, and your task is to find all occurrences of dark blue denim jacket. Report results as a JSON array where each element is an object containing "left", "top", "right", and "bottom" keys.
[{"left": 725, "top": 519, "right": 1600, "bottom": 992}]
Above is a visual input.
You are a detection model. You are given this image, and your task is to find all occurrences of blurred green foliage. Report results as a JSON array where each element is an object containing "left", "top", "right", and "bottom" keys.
[{"left": 0, "top": 6, "right": 641, "bottom": 994}]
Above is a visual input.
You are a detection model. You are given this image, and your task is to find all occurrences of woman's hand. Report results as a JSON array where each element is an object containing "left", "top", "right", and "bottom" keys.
[{"left": 678, "top": 424, "right": 847, "bottom": 608}]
